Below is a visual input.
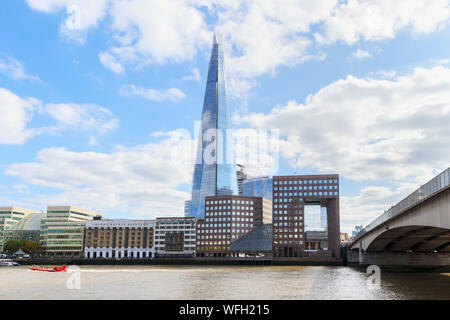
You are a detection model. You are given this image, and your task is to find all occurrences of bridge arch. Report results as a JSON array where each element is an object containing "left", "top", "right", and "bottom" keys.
[
  {"left": 365, "top": 226, "right": 450, "bottom": 253},
  {"left": 350, "top": 185, "right": 450, "bottom": 252}
]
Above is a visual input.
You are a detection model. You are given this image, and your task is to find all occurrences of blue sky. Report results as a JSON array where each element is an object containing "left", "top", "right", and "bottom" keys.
[{"left": 1, "top": 0, "right": 450, "bottom": 233}]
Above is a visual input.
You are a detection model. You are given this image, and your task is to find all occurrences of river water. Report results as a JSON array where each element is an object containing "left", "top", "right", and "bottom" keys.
[{"left": 1, "top": 265, "right": 449, "bottom": 300}]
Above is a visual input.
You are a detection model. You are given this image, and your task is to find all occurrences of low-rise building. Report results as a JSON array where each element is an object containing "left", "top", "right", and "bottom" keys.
[
  {"left": 40, "top": 206, "right": 101, "bottom": 257},
  {"left": 0, "top": 207, "right": 42, "bottom": 252},
  {"left": 154, "top": 217, "right": 197, "bottom": 258},
  {"left": 196, "top": 195, "right": 272, "bottom": 258},
  {"left": 84, "top": 219, "right": 155, "bottom": 259}
]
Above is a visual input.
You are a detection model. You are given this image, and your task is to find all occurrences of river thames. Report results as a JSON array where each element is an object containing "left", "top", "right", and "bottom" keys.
[{"left": 1, "top": 265, "right": 450, "bottom": 300}]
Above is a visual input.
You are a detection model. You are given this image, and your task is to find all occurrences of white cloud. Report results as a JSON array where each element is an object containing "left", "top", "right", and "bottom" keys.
[
  {"left": 340, "top": 182, "right": 418, "bottom": 233},
  {"left": 98, "top": 52, "right": 125, "bottom": 75},
  {"left": 0, "top": 87, "right": 118, "bottom": 145},
  {"left": 317, "top": 0, "right": 450, "bottom": 45},
  {"left": 0, "top": 57, "right": 41, "bottom": 82},
  {"left": 0, "top": 88, "right": 40, "bottom": 144},
  {"left": 26, "top": 0, "right": 450, "bottom": 99},
  {"left": 4, "top": 132, "right": 194, "bottom": 217},
  {"left": 45, "top": 103, "right": 118, "bottom": 134},
  {"left": 238, "top": 65, "right": 450, "bottom": 183},
  {"left": 103, "top": 0, "right": 211, "bottom": 67},
  {"left": 352, "top": 49, "right": 372, "bottom": 59},
  {"left": 182, "top": 67, "right": 201, "bottom": 82},
  {"left": 26, "top": 0, "right": 109, "bottom": 43},
  {"left": 119, "top": 84, "right": 186, "bottom": 102}
]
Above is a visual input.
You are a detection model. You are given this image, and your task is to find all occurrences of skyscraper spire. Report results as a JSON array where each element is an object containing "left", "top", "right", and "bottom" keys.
[{"left": 186, "top": 34, "right": 238, "bottom": 219}]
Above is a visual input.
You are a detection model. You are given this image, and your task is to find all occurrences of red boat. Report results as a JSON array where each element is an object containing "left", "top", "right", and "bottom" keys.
[{"left": 29, "top": 265, "right": 67, "bottom": 272}]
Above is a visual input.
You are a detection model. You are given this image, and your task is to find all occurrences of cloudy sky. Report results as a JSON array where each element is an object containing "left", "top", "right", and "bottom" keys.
[{"left": 1, "top": 0, "right": 450, "bottom": 233}]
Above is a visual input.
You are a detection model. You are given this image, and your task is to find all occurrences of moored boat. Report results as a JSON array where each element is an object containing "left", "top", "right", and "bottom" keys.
[
  {"left": 0, "top": 259, "right": 20, "bottom": 267},
  {"left": 28, "top": 265, "right": 67, "bottom": 272}
]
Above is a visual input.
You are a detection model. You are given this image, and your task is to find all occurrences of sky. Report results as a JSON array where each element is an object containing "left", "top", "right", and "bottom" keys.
[{"left": 1, "top": 0, "right": 450, "bottom": 234}]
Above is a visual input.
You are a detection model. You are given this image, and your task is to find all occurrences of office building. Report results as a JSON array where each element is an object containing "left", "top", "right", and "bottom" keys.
[
  {"left": 242, "top": 176, "right": 273, "bottom": 201},
  {"left": 187, "top": 34, "right": 238, "bottom": 219},
  {"left": 272, "top": 174, "right": 340, "bottom": 259},
  {"left": 0, "top": 207, "right": 42, "bottom": 252},
  {"left": 84, "top": 219, "right": 155, "bottom": 259},
  {"left": 236, "top": 164, "right": 248, "bottom": 195},
  {"left": 154, "top": 217, "right": 198, "bottom": 257},
  {"left": 196, "top": 195, "right": 272, "bottom": 257},
  {"left": 40, "top": 206, "right": 101, "bottom": 257}
]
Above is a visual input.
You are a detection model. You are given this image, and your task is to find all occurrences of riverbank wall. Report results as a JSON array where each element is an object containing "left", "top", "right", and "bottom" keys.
[{"left": 16, "top": 257, "right": 343, "bottom": 266}]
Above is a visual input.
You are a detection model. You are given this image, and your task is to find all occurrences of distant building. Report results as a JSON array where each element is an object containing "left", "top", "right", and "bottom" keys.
[
  {"left": 184, "top": 200, "right": 192, "bottom": 216},
  {"left": 196, "top": 195, "right": 272, "bottom": 258},
  {"left": 3, "top": 212, "right": 45, "bottom": 245},
  {"left": 340, "top": 232, "right": 350, "bottom": 244},
  {"left": 242, "top": 176, "right": 273, "bottom": 201},
  {"left": 188, "top": 35, "right": 238, "bottom": 219},
  {"left": 40, "top": 206, "right": 101, "bottom": 257},
  {"left": 272, "top": 174, "right": 340, "bottom": 259},
  {"left": 0, "top": 207, "right": 42, "bottom": 252},
  {"left": 352, "top": 225, "right": 364, "bottom": 238},
  {"left": 236, "top": 164, "right": 248, "bottom": 195},
  {"left": 154, "top": 217, "right": 198, "bottom": 258},
  {"left": 84, "top": 219, "right": 155, "bottom": 259}
]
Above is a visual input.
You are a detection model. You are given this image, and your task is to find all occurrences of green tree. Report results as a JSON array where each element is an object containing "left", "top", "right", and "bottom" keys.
[{"left": 4, "top": 239, "right": 21, "bottom": 255}]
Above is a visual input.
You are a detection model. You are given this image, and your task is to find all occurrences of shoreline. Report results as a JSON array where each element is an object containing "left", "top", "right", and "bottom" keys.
[{"left": 12, "top": 258, "right": 450, "bottom": 272}]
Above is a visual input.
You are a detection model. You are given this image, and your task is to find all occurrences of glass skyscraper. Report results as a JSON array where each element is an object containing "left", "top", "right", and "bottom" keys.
[
  {"left": 242, "top": 176, "right": 273, "bottom": 201},
  {"left": 187, "top": 34, "right": 238, "bottom": 219}
]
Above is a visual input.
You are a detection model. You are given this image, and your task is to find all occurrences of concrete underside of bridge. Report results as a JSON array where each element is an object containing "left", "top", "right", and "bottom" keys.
[{"left": 348, "top": 185, "right": 450, "bottom": 266}]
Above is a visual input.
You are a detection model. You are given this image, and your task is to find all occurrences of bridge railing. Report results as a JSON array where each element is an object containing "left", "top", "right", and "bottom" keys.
[{"left": 351, "top": 167, "right": 450, "bottom": 244}]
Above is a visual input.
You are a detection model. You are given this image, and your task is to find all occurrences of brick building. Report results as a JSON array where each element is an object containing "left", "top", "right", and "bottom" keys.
[
  {"left": 272, "top": 174, "right": 340, "bottom": 259},
  {"left": 196, "top": 195, "right": 272, "bottom": 257}
]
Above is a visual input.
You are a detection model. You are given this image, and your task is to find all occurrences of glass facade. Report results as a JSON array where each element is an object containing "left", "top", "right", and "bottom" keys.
[
  {"left": 242, "top": 177, "right": 273, "bottom": 201},
  {"left": 188, "top": 34, "right": 238, "bottom": 219},
  {"left": 40, "top": 206, "right": 101, "bottom": 257},
  {"left": 0, "top": 208, "right": 40, "bottom": 253}
]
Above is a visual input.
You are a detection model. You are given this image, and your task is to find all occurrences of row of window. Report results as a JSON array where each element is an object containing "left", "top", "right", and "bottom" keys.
[
  {"left": 275, "top": 185, "right": 337, "bottom": 191},
  {"left": 207, "top": 206, "right": 255, "bottom": 211},
  {"left": 274, "top": 191, "right": 339, "bottom": 197},
  {"left": 204, "top": 216, "right": 254, "bottom": 223},
  {"left": 274, "top": 179, "right": 338, "bottom": 185},
  {"left": 206, "top": 200, "right": 255, "bottom": 205}
]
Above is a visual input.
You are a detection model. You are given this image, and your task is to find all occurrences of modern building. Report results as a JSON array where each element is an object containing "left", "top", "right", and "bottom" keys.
[
  {"left": 154, "top": 217, "right": 198, "bottom": 258},
  {"left": 84, "top": 219, "right": 155, "bottom": 259},
  {"left": 187, "top": 34, "right": 238, "bottom": 219},
  {"left": 242, "top": 176, "right": 273, "bottom": 201},
  {"left": 236, "top": 164, "right": 248, "bottom": 195},
  {"left": 351, "top": 225, "right": 364, "bottom": 238},
  {"left": 40, "top": 206, "right": 101, "bottom": 257},
  {"left": 272, "top": 174, "right": 340, "bottom": 259},
  {"left": 196, "top": 195, "right": 272, "bottom": 257},
  {"left": 230, "top": 224, "right": 273, "bottom": 258},
  {"left": 0, "top": 207, "right": 42, "bottom": 252},
  {"left": 3, "top": 212, "right": 45, "bottom": 245}
]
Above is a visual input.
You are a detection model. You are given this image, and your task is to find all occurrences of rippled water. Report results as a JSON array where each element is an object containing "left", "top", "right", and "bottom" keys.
[{"left": 1, "top": 265, "right": 449, "bottom": 300}]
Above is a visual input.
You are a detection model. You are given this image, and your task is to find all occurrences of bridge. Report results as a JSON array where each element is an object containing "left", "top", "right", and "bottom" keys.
[{"left": 348, "top": 167, "right": 450, "bottom": 267}]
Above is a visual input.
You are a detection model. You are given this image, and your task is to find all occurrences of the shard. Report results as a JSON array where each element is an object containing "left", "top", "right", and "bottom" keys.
[{"left": 186, "top": 34, "right": 238, "bottom": 219}]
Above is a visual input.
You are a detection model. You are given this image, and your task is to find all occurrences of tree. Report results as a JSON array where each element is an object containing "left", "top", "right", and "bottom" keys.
[
  {"left": 23, "top": 241, "right": 43, "bottom": 256},
  {"left": 4, "top": 239, "right": 21, "bottom": 255}
]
